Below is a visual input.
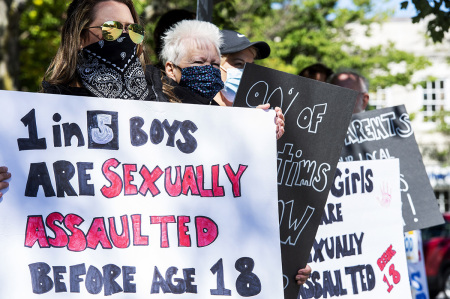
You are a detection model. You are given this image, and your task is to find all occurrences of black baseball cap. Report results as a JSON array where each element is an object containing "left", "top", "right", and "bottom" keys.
[{"left": 220, "top": 30, "right": 271, "bottom": 60}]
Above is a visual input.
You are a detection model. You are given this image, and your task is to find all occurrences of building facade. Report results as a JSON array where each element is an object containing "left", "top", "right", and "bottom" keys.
[{"left": 351, "top": 18, "right": 450, "bottom": 212}]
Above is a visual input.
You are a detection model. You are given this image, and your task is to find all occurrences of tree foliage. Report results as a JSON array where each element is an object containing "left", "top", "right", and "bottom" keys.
[
  {"left": 401, "top": 0, "right": 450, "bottom": 43},
  {"left": 12, "top": 0, "right": 431, "bottom": 92},
  {"left": 212, "top": 0, "right": 431, "bottom": 90},
  {"left": 19, "top": 0, "right": 68, "bottom": 91}
]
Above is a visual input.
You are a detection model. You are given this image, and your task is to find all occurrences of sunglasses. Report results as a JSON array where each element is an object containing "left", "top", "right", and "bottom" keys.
[{"left": 86, "top": 21, "right": 145, "bottom": 44}]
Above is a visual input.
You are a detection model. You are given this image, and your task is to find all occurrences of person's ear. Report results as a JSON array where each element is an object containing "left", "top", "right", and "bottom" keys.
[
  {"left": 165, "top": 61, "right": 178, "bottom": 81},
  {"left": 362, "top": 93, "right": 369, "bottom": 110}
]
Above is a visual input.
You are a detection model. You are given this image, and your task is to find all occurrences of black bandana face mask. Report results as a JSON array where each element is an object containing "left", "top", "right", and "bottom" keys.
[{"left": 77, "top": 33, "right": 149, "bottom": 100}]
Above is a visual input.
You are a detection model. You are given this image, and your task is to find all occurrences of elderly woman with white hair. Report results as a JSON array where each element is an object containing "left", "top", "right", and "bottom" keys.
[
  {"left": 160, "top": 20, "right": 224, "bottom": 105},
  {"left": 160, "top": 20, "right": 284, "bottom": 139}
]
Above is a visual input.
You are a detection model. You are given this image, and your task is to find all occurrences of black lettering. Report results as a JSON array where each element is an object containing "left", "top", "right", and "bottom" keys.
[
  {"left": 25, "top": 162, "right": 56, "bottom": 197},
  {"left": 130, "top": 117, "right": 148, "bottom": 146},
  {"left": 53, "top": 266, "right": 67, "bottom": 293},
  {"left": 166, "top": 266, "right": 186, "bottom": 294},
  {"left": 70, "top": 263, "right": 86, "bottom": 293},
  {"left": 183, "top": 268, "right": 197, "bottom": 293},
  {"left": 53, "top": 160, "right": 77, "bottom": 197},
  {"left": 17, "top": 109, "right": 47, "bottom": 151},
  {"left": 162, "top": 120, "right": 181, "bottom": 147},
  {"left": 77, "top": 162, "right": 94, "bottom": 196},
  {"left": 63, "top": 123, "right": 85, "bottom": 147},
  {"left": 103, "top": 264, "right": 123, "bottom": 296},
  {"left": 365, "top": 169, "right": 374, "bottom": 192},
  {"left": 53, "top": 113, "right": 62, "bottom": 147},
  {"left": 177, "top": 120, "right": 198, "bottom": 154},
  {"left": 123, "top": 266, "right": 136, "bottom": 293},
  {"left": 366, "top": 264, "right": 376, "bottom": 291},
  {"left": 151, "top": 266, "right": 171, "bottom": 294},
  {"left": 150, "top": 119, "right": 164, "bottom": 145},
  {"left": 331, "top": 169, "right": 344, "bottom": 197},
  {"left": 345, "top": 265, "right": 365, "bottom": 295},
  {"left": 29, "top": 262, "right": 53, "bottom": 294},
  {"left": 299, "top": 279, "right": 315, "bottom": 298},
  {"left": 85, "top": 265, "right": 103, "bottom": 294}
]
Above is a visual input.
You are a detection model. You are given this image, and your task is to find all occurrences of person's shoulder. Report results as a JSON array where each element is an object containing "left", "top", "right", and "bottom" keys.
[
  {"left": 41, "top": 81, "right": 93, "bottom": 97},
  {"left": 169, "top": 80, "right": 211, "bottom": 105},
  {"left": 144, "top": 65, "right": 169, "bottom": 102}
]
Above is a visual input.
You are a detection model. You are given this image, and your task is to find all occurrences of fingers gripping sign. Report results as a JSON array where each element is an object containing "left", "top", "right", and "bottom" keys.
[
  {"left": 0, "top": 166, "right": 11, "bottom": 199},
  {"left": 256, "top": 104, "right": 285, "bottom": 140}
]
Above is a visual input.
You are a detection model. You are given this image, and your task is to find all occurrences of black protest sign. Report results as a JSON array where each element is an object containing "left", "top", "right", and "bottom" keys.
[
  {"left": 233, "top": 64, "right": 357, "bottom": 299},
  {"left": 340, "top": 105, "right": 444, "bottom": 232}
]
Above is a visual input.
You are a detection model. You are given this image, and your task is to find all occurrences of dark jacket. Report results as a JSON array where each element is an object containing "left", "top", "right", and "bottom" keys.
[
  {"left": 42, "top": 65, "right": 168, "bottom": 102},
  {"left": 164, "top": 76, "right": 219, "bottom": 105}
]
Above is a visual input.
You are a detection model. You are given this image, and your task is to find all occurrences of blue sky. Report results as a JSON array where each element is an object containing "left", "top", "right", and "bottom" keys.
[
  {"left": 272, "top": 1, "right": 417, "bottom": 18},
  {"left": 337, "top": 0, "right": 417, "bottom": 18}
]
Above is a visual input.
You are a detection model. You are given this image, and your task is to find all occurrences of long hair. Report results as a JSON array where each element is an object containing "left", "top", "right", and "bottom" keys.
[{"left": 43, "top": 0, "right": 148, "bottom": 87}]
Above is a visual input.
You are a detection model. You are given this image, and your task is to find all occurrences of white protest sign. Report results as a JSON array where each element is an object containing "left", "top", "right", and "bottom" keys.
[
  {"left": 0, "top": 90, "right": 284, "bottom": 298},
  {"left": 298, "top": 159, "right": 411, "bottom": 299}
]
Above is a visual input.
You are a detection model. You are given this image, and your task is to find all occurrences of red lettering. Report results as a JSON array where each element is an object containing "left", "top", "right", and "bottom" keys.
[
  {"left": 109, "top": 215, "right": 130, "bottom": 248},
  {"left": 383, "top": 275, "right": 393, "bottom": 293},
  {"left": 139, "top": 165, "right": 163, "bottom": 196},
  {"left": 165, "top": 166, "right": 182, "bottom": 196},
  {"left": 212, "top": 165, "right": 224, "bottom": 196},
  {"left": 131, "top": 214, "right": 148, "bottom": 246},
  {"left": 151, "top": 216, "right": 176, "bottom": 248},
  {"left": 101, "top": 158, "right": 123, "bottom": 198},
  {"left": 178, "top": 216, "right": 191, "bottom": 247},
  {"left": 377, "top": 244, "right": 396, "bottom": 271},
  {"left": 224, "top": 164, "right": 248, "bottom": 197},
  {"left": 389, "top": 264, "right": 401, "bottom": 284},
  {"left": 86, "top": 217, "right": 112, "bottom": 249},
  {"left": 123, "top": 164, "right": 138, "bottom": 195},
  {"left": 65, "top": 214, "right": 87, "bottom": 251},
  {"left": 24, "top": 216, "right": 50, "bottom": 248},
  {"left": 46, "top": 212, "right": 68, "bottom": 247},
  {"left": 196, "top": 216, "right": 218, "bottom": 247},
  {"left": 196, "top": 165, "right": 213, "bottom": 197},
  {"left": 182, "top": 166, "right": 199, "bottom": 196}
]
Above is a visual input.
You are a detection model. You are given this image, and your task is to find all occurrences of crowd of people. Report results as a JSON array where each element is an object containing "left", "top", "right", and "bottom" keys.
[{"left": 0, "top": 0, "right": 376, "bottom": 288}]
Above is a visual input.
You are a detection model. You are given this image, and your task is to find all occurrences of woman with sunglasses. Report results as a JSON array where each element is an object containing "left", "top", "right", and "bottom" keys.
[{"left": 42, "top": 0, "right": 166, "bottom": 102}]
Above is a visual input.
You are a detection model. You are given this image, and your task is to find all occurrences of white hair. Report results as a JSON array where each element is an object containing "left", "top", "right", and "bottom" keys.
[{"left": 160, "top": 20, "right": 223, "bottom": 65}]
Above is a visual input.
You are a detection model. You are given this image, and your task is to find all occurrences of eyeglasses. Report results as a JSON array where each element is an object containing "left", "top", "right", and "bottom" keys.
[{"left": 86, "top": 21, "right": 145, "bottom": 44}]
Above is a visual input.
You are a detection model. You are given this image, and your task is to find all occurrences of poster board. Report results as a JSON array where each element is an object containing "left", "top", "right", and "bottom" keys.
[
  {"left": 233, "top": 63, "right": 357, "bottom": 298},
  {"left": 405, "top": 231, "right": 429, "bottom": 299},
  {"left": 299, "top": 160, "right": 411, "bottom": 299},
  {"left": 0, "top": 90, "right": 284, "bottom": 298},
  {"left": 340, "top": 105, "right": 444, "bottom": 231}
]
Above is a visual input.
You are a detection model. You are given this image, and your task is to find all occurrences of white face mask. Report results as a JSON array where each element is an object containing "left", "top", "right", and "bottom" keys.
[{"left": 221, "top": 67, "right": 243, "bottom": 103}]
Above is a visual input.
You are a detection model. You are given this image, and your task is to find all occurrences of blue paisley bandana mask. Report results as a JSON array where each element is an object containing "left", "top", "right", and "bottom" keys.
[
  {"left": 77, "top": 33, "right": 149, "bottom": 100},
  {"left": 178, "top": 65, "right": 224, "bottom": 101}
]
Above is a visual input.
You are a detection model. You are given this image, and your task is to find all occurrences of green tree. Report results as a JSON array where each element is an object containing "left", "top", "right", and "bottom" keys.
[
  {"left": 0, "top": 0, "right": 27, "bottom": 90},
  {"left": 19, "top": 0, "right": 68, "bottom": 92},
  {"left": 11, "top": 0, "right": 431, "bottom": 92},
  {"left": 401, "top": 0, "right": 450, "bottom": 43},
  {"left": 213, "top": 0, "right": 431, "bottom": 90}
]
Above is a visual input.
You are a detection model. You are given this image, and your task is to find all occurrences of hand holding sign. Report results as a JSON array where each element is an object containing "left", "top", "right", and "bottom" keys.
[
  {"left": 0, "top": 166, "right": 11, "bottom": 198},
  {"left": 256, "top": 103, "right": 285, "bottom": 139}
]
